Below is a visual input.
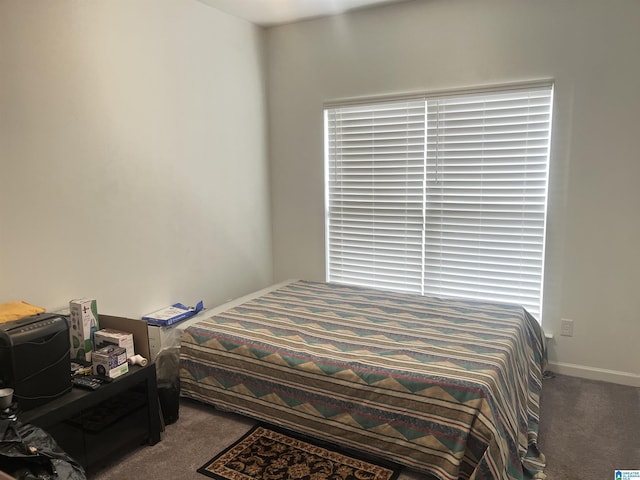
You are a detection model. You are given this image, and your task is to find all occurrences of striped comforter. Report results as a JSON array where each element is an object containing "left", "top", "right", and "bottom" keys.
[{"left": 180, "top": 280, "right": 546, "bottom": 480}]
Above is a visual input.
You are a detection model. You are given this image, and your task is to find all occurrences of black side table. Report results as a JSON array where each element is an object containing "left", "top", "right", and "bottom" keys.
[{"left": 21, "top": 364, "right": 161, "bottom": 474}]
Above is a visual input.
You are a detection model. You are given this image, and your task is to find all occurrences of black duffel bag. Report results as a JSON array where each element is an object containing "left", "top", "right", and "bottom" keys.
[{"left": 0, "top": 419, "right": 86, "bottom": 480}]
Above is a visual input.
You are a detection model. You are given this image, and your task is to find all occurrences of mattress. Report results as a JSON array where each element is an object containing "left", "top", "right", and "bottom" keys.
[{"left": 180, "top": 280, "right": 546, "bottom": 480}]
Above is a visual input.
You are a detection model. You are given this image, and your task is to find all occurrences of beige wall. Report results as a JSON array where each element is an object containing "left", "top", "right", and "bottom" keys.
[
  {"left": 0, "top": 0, "right": 273, "bottom": 316},
  {"left": 267, "top": 0, "right": 640, "bottom": 385},
  {"left": 1, "top": 0, "right": 637, "bottom": 386}
]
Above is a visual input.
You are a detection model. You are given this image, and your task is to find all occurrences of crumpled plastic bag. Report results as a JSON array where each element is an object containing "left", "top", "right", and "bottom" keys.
[{"left": 0, "top": 419, "right": 86, "bottom": 480}]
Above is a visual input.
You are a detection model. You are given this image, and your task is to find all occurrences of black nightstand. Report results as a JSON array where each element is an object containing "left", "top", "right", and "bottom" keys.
[{"left": 20, "top": 364, "right": 161, "bottom": 475}]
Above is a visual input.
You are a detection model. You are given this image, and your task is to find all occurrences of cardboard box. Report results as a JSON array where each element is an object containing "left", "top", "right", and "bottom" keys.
[
  {"left": 147, "top": 324, "right": 181, "bottom": 362},
  {"left": 92, "top": 345, "right": 128, "bottom": 378},
  {"left": 99, "top": 315, "right": 150, "bottom": 362},
  {"left": 94, "top": 328, "right": 135, "bottom": 359},
  {"left": 147, "top": 308, "right": 208, "bottom": 361},
  {"left": 69, "top": 298, "right": 99, "bottom": 362}
]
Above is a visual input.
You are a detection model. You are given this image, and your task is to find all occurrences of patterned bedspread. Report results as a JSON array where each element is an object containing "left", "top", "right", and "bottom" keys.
[{"left": 180, "top": 280, "right": 546, "bottom": 480}]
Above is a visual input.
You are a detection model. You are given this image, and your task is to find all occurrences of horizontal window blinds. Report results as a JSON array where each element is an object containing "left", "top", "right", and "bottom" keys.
[
  {"left": 325, "top": 84, "right": 553, "bottom": 320},
  {"left": 326, "top": 101, "right": 426, "bottom": 293}
]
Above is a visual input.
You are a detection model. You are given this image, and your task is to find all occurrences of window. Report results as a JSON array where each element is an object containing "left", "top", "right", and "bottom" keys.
[{"left": 324, "top": 84, "right": 553, "bottom": 320}]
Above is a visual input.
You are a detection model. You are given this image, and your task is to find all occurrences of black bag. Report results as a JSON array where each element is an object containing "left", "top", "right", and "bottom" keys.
[{"left": 0, "top": 419, "right": 86, "bottom": 480}]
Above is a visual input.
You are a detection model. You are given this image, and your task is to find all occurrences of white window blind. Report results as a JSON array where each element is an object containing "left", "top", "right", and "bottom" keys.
[
  {"left": 325, "top": 100, "right": 426, "bottom": 294},
  {"left": 325, "top": 84, "right": 553, "bottom": 320}
]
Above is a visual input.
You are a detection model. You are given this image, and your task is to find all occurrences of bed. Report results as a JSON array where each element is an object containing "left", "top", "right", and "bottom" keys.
[{"left": 179, "top": 280, "right": 546, "bottom": 480}]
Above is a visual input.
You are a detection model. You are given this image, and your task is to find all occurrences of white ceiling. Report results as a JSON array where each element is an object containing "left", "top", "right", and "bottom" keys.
[{"left": 197, "top": 0, "right": 409, "bottom": 27}]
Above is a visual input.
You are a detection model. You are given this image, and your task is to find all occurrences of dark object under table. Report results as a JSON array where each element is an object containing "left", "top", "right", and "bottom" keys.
[{"left": 20, "top": 364, "right": 161, "bottom": 476}]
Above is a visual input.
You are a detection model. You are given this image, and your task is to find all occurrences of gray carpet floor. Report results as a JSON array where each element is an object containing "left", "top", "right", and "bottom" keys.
[
  {"left": 91, "top": 374, "right": 640, "bottom": 479},
  {"left": 537, "top": 373, "right": 640, "bottom": 478}
]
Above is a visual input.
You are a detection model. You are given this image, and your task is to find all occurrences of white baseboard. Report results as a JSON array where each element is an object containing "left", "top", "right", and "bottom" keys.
[{"left": 547, "top": 361, "right": 640, "bottom": 387}]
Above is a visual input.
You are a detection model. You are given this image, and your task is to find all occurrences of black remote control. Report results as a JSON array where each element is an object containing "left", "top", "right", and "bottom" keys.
[
  {"left": 90, "top": 375, "right": 113, "bottom": 384},
  {"left": 72, "top": 376, "right": 101, "bottom": 390}
]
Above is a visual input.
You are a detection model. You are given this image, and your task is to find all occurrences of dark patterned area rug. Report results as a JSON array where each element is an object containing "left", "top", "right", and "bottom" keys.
[{"left": 197, "top": 424, "right": 400, "bottom": 480}]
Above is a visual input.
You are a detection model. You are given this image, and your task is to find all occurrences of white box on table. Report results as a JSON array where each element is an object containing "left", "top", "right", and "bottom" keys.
[
  {"left": 92, "top": 345, "right": 129, "bottom": 378},
  {"left": 69, "top": 298, "right": 99, "bottom": 362},
  {"left": 94, "top": 328, "right": 135, "bottom": 359}
]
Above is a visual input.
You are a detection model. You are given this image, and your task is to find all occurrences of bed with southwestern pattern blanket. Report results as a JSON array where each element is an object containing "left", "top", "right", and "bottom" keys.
[{"left": 179, "top": 280, "right": 547, "bottom": 480}]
